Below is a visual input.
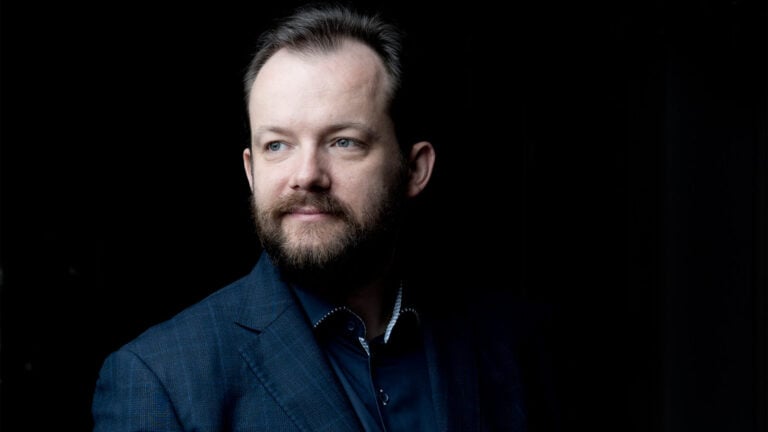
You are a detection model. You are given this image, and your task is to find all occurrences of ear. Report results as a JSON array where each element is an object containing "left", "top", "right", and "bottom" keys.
[
  {"left": 405, "top": 141, "right": 435, "bottom": 198},
  {"left": 242, "top": 146, "right": 255, "bottom": 192}
]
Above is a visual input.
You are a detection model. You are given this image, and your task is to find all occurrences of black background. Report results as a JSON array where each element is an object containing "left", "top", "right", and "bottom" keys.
[{"left": 1, "top": 0, "right": 766, "bottom": 431}]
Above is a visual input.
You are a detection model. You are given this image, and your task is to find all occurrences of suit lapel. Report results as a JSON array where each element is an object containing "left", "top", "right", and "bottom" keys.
[
  {"left": 235, "top": 256, "right": 360, "bottom": 432},
  {"left": 234, "top": 256, "right": 489, "bottom": 431}
]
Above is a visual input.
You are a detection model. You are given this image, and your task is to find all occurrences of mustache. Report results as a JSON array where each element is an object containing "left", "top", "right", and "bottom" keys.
[{"left": 271, "top": 192, "right": 350, "bottom": 218}]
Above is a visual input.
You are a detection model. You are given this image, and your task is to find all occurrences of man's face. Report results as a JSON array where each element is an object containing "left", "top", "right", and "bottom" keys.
[{"left": 243, "top": 40, "right": 407, "bottom": 283}]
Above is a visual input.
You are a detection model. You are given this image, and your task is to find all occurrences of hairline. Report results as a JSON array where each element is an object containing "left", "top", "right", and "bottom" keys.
[{"left": 245, "top": 37, "right": 396, "bottom": 111}]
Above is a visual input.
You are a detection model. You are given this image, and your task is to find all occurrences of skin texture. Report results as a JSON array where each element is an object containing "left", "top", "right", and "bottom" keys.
[{"left": 243, "top": 39, "right": 435, "bottom": 337}]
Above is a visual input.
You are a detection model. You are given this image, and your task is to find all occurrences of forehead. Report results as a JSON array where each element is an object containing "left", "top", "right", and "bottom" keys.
[{"left": 247, "top": 40, "right": 391, "bottom": 129}]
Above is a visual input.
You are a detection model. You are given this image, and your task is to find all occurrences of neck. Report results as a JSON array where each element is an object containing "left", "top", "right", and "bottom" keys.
[
  {"left": 279, "top": 245, "right": 402, "bottom": 339},
  {"left": 344, "top": 277, "right": 399, "bottom": 340},
  {"left": 337, "top": 248, "right": 400, "bottom": 340}
]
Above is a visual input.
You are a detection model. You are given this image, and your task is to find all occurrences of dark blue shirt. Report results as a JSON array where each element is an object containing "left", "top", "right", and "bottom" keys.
[{"left": 293, "top": 284, "right": 438, "bottom": 432}]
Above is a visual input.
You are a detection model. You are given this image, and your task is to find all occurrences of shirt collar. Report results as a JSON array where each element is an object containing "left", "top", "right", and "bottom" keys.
[{"left": 293, "top": 282, "right": 418, "bottom": 344}]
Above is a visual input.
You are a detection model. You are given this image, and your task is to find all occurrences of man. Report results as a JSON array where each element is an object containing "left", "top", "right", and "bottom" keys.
[{"left": 92, "top": 4, "right": 555, "bottom": 431}]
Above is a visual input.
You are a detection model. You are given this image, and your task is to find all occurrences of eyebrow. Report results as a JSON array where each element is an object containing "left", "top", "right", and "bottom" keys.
[{"left": 251, "top": 122, "right": 379, "bottom": 142}]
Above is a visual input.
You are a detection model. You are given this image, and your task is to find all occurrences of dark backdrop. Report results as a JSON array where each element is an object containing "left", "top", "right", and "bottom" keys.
[{"left": 1, "top": 1, "right": 765, "bottom": 431}]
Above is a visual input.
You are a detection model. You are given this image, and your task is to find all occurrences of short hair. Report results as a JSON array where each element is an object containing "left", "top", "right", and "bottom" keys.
[{"left": 243, "top": 3, "right": 420, "bottom": 151}]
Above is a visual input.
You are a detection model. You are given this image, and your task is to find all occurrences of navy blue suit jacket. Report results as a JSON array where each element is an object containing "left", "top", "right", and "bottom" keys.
[{"left": 92, "top": 254, "right": 555, "bottom": 431}]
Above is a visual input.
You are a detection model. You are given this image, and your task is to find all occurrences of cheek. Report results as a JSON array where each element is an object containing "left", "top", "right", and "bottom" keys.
[
  {"left": 251, "top": 169, "right": 287, "bottom": 199},
  {"left": 337, "top": 169, "right": 392, "bottom": 211}
]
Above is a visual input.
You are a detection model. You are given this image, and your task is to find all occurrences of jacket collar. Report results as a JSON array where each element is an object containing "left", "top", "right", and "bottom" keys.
[
  {"left": 235, "top": 253, "right": 362, "bottom": 432},
  {"left": 233, "top": 253, "right": 485, "bottom": 432}
]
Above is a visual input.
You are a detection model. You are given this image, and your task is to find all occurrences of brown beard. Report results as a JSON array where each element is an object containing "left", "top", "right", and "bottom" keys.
[{"left": 250, "top": 163, "right": 408, "bottom": 294}]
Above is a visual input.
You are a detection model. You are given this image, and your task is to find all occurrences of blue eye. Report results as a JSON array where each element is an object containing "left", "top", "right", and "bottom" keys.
[
  {"left": 266, "top": 141, "right": 285, "bottom": 152},
  {"left": 335, "top": 138, "right": 355, "bottom": 148}
]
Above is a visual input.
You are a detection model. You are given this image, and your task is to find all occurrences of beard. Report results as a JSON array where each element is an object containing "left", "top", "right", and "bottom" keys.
[{"left": 250, "top": 165, "right": 408, "bottom": 295}]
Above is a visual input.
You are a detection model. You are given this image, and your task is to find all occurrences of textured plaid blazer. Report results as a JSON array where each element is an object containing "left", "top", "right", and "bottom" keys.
[{"left": 92, "top": 253, "right": 548, "bottom": 431}]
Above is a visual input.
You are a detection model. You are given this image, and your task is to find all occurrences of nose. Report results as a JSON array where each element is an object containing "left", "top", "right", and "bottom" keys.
[{"left": 290, "top": 147, "right": 330, "bottom": 191}]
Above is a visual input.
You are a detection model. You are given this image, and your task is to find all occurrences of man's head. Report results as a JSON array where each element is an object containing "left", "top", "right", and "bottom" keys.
[{"left": 242, "top": 4, "right": 435, "bottom": 289}]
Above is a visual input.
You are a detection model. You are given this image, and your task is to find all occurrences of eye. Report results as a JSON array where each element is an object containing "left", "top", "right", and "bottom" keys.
[
  {"left": 334, "top": 138, "right": 357, "bottom": 148},
  {"left": 266, "top": 141, "right": 286, "bottom": 152}
]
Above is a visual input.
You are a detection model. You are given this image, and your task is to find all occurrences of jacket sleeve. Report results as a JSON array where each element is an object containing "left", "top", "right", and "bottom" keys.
[{"left": 92, "top": 348, "right": 184, "bottom": 432}]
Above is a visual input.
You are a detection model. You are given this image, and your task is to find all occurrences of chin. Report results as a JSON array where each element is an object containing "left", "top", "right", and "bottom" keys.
[{"left": 284, "top": 230, "right": 344, "bottom": 250}]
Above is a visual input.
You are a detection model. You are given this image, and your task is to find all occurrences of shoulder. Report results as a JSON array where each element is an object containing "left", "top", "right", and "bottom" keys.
[
  {"left": 114, "top": 255, "right": 290, "bottom": 362},
  {"left": 469, "top": 292, "right": 562, "bottom": 432},
  {"left": 438, "top": 291, "right": 562, "bottom": 431},
  {"left": 121, "top": 273, "right": 251, "bottom": 354}
]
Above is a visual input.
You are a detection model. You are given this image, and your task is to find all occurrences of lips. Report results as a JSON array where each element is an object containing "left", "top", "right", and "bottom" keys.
[
  {"left": 289, "top": 206, "right": 326, "bottom": 215},
  {"left": 271, "top": 193, "right": 348, "bottom": 221},
  {"left": 283, "top": 207, "right": 336, "bottom": 223}
]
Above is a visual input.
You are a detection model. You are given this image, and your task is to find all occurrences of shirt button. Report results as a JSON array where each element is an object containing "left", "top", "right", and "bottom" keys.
[
  {"left": 378, "top": 389, "right": 390, "bottom": 406},
  {"left": 346, "top": 320, "right": 357, "bottom": 333}
]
